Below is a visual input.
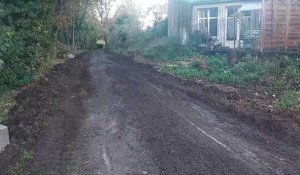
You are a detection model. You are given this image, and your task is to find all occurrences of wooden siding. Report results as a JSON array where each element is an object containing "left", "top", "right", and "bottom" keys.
[{"left": 261, "top": 0, "right": 300, "bottom": 51}]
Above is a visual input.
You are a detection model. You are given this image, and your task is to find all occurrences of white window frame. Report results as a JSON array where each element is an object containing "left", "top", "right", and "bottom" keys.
[
  {"left": 225, "top": 6, "right": 240, "bottom": 42},
  {"left": 197, "top": 8, "right": 218, "bottom": 38}
]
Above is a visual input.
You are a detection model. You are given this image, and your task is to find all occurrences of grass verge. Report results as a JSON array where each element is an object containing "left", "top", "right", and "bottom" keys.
[{"left": 159, "top": 55, "right": 300, "bottom": 110}]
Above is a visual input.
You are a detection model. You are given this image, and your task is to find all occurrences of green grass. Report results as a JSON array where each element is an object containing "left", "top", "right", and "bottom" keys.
[
  {"left": 276, "top": 91, "right": 300, "bottom": 110},
  {"left": 0, "top": 90, "right": 17, "bottom": 124},
  {"left": 159, "top": 55, "right": 300, "bottom": 110},
  {"left": 160, "top": 66, "right": 202, "bottom": 78},
  {"left": 160, "top": 56, "right": 266, "bottom": 86},
  {"left": 12, "top": 150, "right": 34, "bottom": 175}
]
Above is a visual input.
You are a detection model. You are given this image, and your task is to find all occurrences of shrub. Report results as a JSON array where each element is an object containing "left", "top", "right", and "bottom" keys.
[
  {"left": 142, "top": 37, "right": 192, "bottom": 60},
  {"left": 233, "top": 59, "right": 266, "bottom": 85},
  {"left": 0, "top": 1, "right": 54, "bottom": 90}
]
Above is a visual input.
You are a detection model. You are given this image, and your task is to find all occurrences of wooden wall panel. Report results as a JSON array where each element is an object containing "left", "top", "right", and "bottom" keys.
[{"left": 261, "top": 0, "right": 300, "bottom": 51}]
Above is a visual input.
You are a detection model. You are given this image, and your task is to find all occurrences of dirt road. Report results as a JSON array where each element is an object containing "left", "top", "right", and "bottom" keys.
[{"left": 10, "top": 51, "right": 300, "bottom": 174}]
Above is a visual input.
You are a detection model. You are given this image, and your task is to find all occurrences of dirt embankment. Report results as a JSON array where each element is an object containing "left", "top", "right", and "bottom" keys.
[
  {"left": 0, "top": 52, "right": 92, "bottom": 175},
  {"left": 179, "top": 79, "right": 300, "bottom": 145}
]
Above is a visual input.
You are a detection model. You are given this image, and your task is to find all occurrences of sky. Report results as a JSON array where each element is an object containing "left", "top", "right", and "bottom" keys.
[{"left": 134, "top": 0, "right": 168, "bottom": 11}]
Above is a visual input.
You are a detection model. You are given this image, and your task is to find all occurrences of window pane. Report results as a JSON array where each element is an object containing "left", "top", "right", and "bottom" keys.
[
  {"left": 252, "top": 10, "right": 261, "bottom": 30},
  {"left": 242, "top": 11, "right": 251, "bottom": 17},
  {"left": 199, "top": 19, "right": 208, "bottom": 34},
  {"left": 227, "top": 7, "right": 238, "bottom": 17},
  {"left": 227, "top": 18, "right": 237, "bottom": 40},
  {"left": 210, "top": 18, "right": 218, "bottom": 36},
  {"left": 199, "top": 10, "right": 207, "bottom": 18},
  {"left": 210, "top": 8, "right": 218, "bottom": 17},
  {"left": 240, "top": 17, "right": 251, "bottom": 39}
]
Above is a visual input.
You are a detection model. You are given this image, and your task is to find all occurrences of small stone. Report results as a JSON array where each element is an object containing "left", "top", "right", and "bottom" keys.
[{"left": 142, "top": 171, "right": 149, "bottom": 175}]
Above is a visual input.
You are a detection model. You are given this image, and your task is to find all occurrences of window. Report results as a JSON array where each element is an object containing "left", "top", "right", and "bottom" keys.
[
  {"left": 240, "top": 10, "right": 261, "bottom": 39},
  {"left": 240, "top": 11, "right": 251, "bottom": 38},
  {"left": 198, "top": 8, "right": 218, "bottom": 37},
  {"left": 226, "top": 6, "right": 239, "bottom": 41}
]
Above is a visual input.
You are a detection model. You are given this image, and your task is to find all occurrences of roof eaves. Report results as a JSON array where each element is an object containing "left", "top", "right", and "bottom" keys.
[{"left": 182, "top": 0, "right": 241, "bottom": 5}]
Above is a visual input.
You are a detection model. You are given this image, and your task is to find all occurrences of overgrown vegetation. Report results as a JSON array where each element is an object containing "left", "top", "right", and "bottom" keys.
[
  {"left": 108, "top": 1, "right": 192, "bottom": 61},
  {"left": 110, "top": 18, "right": 192, "bottom": 60},
  {"left": 160, "top": 55, "right": 300, "bottom": 109},
  {"left": 0, "top": 1, "right": 55, "bottom": 90},
  {"left": 160, "top": 56, "right": 265, "bottom": 85},
  {"left": 12, "top": 150, "right": 34, "bottom": 175},
  {"left": 0, "top": 91, "right": 16, "bottom": 123},
  {"left": 0, "top": 0, "right": 108, "bottom": 94}
]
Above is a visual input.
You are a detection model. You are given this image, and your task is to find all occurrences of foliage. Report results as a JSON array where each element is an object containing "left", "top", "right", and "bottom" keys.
[
  {"left": 0, "top": 0, "right": 102, "bottom": 92},
  {"left": 0, "top": 90, "right": 16, "bottom": 124},
  {"left": 109, "top": 11, "right": 191, "bottom": 61},
  {"left": 55, "top": 0, "right": 100, "bottom": 51},
  {"left": 109, "top": 12, "right": 142, "bottom": 49},
  {"left": 160, "top": 66, "right": 202, "bottom": 78},
  {"left": 263, "top": 56, "right": 300, "bottom": 89},
  {"left": 12, "top": 150, "right": 34, "bottom": 175},
  {"left": 276, "top": 91, "right": 300, "bottom": 110},
  {"left": 160, "top": 54, "right": 300, "bottom": 109},
  {"left": 233, "top": 59, "right": 266, "bottom": 85},
  {"left": 143, "top": 36, "right": 192, "bottom": 60},
  {"left": 190, "top": 56, "right": 265, "bottom": 85},
  {"left": 0, "top": 0, "right": 55, "bottom": 90}
]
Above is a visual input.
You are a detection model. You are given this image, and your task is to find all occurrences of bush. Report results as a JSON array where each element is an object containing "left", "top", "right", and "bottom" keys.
[
  {"left": 160, "top": 56, "right": 269, "bottom": 86},
  {"left": 233, "top": 59, "right": 266, "bottom": 85},
  {"left": 142, "top": 37, "right": 192, "bottom": 60},
  {"left": 0, "top": 1, "right": 54, "bottom": 90}
]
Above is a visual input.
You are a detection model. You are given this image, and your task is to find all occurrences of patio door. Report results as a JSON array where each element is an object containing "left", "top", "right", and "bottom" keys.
[{"left": 225, "top": 6, "right": 240, "bottom": 48}]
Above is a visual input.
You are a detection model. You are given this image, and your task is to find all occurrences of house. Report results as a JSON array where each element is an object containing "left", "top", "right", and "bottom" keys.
[{"left": 168, "top": 0, "right": 300, "bottom": 51}]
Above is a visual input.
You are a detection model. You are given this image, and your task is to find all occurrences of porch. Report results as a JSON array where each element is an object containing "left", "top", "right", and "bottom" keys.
[{"left": 190, "top": 1, "right": 262, "bottom": 49}]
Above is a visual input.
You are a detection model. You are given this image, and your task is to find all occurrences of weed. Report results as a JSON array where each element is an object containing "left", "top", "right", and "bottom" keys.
[
  {"left": 276, "top": 91, "right": 300, "bottom": 110},
  {"left": 12, "top": 150, "right": 34, "bottom": 175},
  {"left": 0, "top": 90, "right": 17, "bottom": 124}
]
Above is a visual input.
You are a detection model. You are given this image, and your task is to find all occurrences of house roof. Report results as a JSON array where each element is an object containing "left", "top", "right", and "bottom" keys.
[{"left": 182, "top": 0, "right": 240, "bottom": 4}]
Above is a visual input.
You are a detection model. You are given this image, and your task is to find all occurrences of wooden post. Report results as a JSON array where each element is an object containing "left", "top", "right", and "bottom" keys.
[{"left": 284, "top": 1, "right": 291, "bottom": 50}]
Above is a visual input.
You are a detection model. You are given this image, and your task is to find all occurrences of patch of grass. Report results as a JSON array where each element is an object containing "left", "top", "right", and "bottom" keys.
[
  {"left": 232, "top": 59, "right": 266, "bottom": 85},
  {"left": 12, "top": 150, "right": 34, "bottom": 175},
  {"left": 0, "top": 90, "right": 17, "bottom": 124},
  {"left": 276, "top": 91, "right": 300, "bottom": 110},
  {"left": 160, "top": 55, "right": 300, "bottom": 110},
  {"left": 159, "top": 65, "right": 202, "bottom": 78}
]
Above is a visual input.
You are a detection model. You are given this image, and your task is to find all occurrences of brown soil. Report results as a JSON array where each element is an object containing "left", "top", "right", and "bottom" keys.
[
  {"left": 179, "top": 79, "right": 300, "bottom": 145},
  {"left": 0, "top": 52, "right": 92, "bottom": 175}
]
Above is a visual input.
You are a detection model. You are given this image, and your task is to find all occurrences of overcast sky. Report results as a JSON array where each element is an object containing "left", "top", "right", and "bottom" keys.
[{"left": 134, "top": 0, "right": 168, "bottom": 11}]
